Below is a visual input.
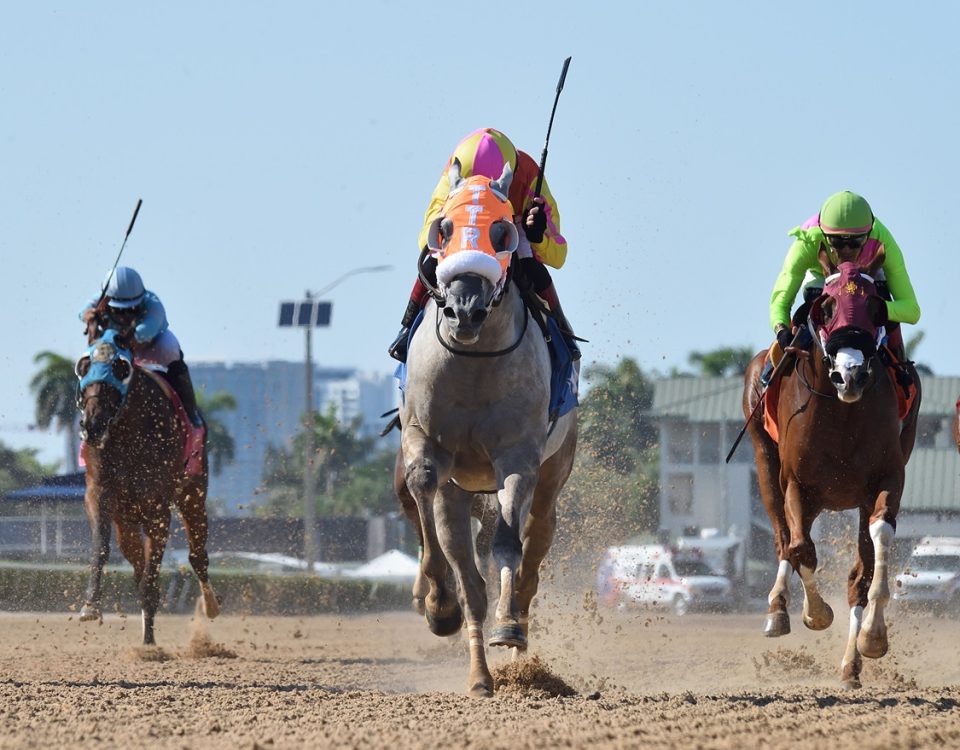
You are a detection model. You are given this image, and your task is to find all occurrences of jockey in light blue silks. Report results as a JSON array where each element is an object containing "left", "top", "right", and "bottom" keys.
[{"left": 80, "top": 266, "right": 205, "bottom": 435}]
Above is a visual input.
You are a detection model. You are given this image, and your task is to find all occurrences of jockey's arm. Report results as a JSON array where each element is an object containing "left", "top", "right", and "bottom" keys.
[
  {"left": 134, "top": 292, "right": 168, "bottom": 344},
  {"left": 769, "top": 238, "right": 810, "bottom": 331},
  {"left": 874, "top": 222, "right": 920, "bottom": 325},
  {"left": 524, "top": 177, "right": 567, "bottom": 269}
]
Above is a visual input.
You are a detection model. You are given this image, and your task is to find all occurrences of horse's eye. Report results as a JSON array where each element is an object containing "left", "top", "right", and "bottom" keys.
[
  {"left": 112, "top": 359, "right": 132, "bottom": 382},
  {"left": 75, "top": 356, "right": 91, "bottom": 378}
]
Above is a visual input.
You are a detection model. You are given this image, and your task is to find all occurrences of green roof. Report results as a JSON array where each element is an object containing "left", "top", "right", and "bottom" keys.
[
  {"left": 902, "top": 448, "right": 960, "bottom": 512},
  {"left": 653, "top": 375, "right": 960, "bottom": 422}
]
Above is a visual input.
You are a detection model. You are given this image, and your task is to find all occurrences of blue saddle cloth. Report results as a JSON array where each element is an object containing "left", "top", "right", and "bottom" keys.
[{"left": 394, "top": 310, "right": 578, "bottom": 421}]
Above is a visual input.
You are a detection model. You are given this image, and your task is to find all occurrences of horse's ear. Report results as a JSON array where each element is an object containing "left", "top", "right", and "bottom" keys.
[
  {"left": 817, "top": 244, "right": 835, "bottom": 277},
  {"left": 489, "top": 162, "right": 513, "bottom": 198},
  {"left": 447, "top": 158, "right": 463, "bottom": 190},
  {"left": 864, "top": 244, "right": 886, "bottom": 278}
]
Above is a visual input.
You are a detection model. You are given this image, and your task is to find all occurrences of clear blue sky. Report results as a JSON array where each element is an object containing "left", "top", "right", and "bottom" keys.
[{"left": 3, "top": 2, "right": 958, "bottom": 465}]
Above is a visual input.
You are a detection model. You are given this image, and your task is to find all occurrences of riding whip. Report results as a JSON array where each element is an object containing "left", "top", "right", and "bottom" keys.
[
  {"left": 94, "top": 198, "right": 143, "bottom": 310},
  {"left": 533, "top": 56, "right": 571, "bottom": 199},
  {"left": 725, "top": 327, "right": 806, "bottom": 464}
]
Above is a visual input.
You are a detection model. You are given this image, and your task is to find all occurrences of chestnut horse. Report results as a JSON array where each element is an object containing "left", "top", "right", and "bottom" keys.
[
  {"left": 743, "top": 247, "right": 920, "bottom": 688},
  {"left": 75, "top": 329, "right": 219, "bottom": 644},
  {"left": 954, "top": 399, "right": 959, "bottom": 454}
]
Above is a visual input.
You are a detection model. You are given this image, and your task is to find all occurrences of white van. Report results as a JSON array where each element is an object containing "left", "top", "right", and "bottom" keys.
[
  {"left": 893, "top": 537, "right": 960, "bottom": 614},
  {"left": 598, "top": 544, "right": 733, "bottom": 616}
]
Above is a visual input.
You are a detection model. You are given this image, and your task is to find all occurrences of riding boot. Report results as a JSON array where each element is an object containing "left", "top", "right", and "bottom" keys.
[
  {"left": 165, "top": 358, "right": 205, "bottom": 428},
  {"left": 388, "top": 298, "right": 423, "bottom": 363},
  {"left": 538, "top": 283, "right": 581, "bottom": 361}
]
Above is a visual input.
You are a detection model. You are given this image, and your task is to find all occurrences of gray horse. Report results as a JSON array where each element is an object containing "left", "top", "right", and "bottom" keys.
[{"left": 400, "top": 162, "right": 578, "bottom": 697}]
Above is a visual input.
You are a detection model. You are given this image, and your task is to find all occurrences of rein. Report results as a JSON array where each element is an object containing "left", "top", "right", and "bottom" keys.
[{"left": 434, "top": 302, "right": 530, "bottom": 358}]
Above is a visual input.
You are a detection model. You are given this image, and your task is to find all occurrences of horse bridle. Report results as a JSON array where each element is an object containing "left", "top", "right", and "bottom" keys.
[
  {"left": 419, "top": 248, "right": 525, "bottom": 358},
  {"left": 433, "top": 301, "right": 529, "bottom": 358},
  {"left": 799, "top": 316, "right": 880, "bottom": 400}
]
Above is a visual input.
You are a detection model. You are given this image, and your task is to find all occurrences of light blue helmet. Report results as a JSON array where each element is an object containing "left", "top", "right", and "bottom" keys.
[{"left": 103, "top": 266, "right": 145, "bottom": 309}]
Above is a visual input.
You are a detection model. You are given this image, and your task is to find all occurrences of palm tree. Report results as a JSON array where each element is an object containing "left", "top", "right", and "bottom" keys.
[
  {"left": 196, "top": 390, "right": 237, "bottom": 476},
  {"left": 30, "top": 351, "right": 79, "bottom": 472}
]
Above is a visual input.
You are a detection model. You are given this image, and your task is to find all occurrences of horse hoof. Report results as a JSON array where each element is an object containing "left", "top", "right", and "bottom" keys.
[
  {"left": 763, "top": 611, "right": 790, "bottom": 637},
  {"left": 425, "top": 606, "right": 463, "bottom": 637},
  {"left": 857, "top": 630, "right": 888, "bottom": 659},
  {"left": 468, "top": 681, "right": 493, "bottom": 698},
  {"left": 79, "top": 604, "right": 102, "bottom": 622},
  {"left": 488, "top": 623, "right": 526, "bottom": 649},
  {"left": 200, "top": 584, "right": 220, "bottom": 619},
  {"left": 802, "top": 602, "right": 834, "bottom": 631},
  {"left": 841, "top": 677, "right": 862, "bottom": 690}
]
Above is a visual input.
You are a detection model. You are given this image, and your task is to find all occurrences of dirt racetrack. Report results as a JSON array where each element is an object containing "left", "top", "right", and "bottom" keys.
[{"left": 1, "top": 591, "right": 959, "bottom": 750}]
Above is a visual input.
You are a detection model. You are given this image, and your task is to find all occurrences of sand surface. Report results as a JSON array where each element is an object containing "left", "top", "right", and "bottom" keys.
[{"left": 1, "top": 592, "right": 958, "bottom": 749}]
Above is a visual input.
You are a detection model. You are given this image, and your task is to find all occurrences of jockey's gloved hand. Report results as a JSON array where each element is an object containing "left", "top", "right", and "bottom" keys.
[
  {"left": 523, "top": 198, "right": 547, "bottom": 244},
  {"left": 776, "top": 326, "right": 794, "bottom": 351}
]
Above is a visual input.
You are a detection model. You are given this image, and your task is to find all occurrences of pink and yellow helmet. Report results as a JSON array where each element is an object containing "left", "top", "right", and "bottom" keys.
[{"left": 447, "top": 128, "right": 518, "bottom": 180}]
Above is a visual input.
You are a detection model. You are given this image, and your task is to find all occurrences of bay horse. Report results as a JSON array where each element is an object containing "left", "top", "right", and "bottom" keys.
[
  {"left": 400, "top": 161, "right": 578, "bottom": 696},
  {"left": 743, "top": 246, "right": 920, "bottom": 688},
  {"left": 75, "top": 328, "right": 219, "bottom": 644}
]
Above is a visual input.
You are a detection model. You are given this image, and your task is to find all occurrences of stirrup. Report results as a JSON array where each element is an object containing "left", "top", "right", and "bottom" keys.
[
  {"left": 388, "top": 326, "right": 410, "bottom": 363},
  {"left": 759, "top": 359, "right": 774, "bottom": 387}
]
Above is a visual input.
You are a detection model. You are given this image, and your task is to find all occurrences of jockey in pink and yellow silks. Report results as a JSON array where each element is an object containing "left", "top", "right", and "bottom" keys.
[
  {"left": 388, "top": 127, "right": 578, "bottom": 362},
  {"left": 763, "top": 191, "right": 920, "bottom": 384}
]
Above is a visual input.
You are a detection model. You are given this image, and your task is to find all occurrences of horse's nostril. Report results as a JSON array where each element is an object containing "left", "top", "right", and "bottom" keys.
[
  {"left": 854, "top": 370, "right": 868, "bottom": 388},
  {"left": 471, "top": 310, "right": 488, "bottom": 325},
  {"left": 830, "top": 371, "right": 845, "bottom": 386},
  {"left": 443, "top": 307, "right": 456, "bottom": 319}
]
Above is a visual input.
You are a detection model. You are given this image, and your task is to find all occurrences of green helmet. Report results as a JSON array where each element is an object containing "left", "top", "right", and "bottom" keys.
[{"left": 819, "top": 191, "right": 873, "bottom": 235}]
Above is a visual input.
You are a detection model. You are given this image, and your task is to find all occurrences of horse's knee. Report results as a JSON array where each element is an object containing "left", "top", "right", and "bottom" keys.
[
  {"left": 406, "top": 460, "right": 439, "bottom": 499},
  {"left": 787, "top": 540, "right": 816, "bottom": 571}
]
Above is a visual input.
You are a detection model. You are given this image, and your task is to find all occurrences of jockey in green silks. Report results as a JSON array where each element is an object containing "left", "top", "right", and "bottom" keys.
[{"left": 762, "top": 191, "right": 920, "bottom": 384}]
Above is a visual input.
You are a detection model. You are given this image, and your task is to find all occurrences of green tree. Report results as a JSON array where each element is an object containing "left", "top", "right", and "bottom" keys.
[
  {"left": 258, "top": 407, "right": 377, "bottom": 517},
  {"left": 196, "top": 390, "right": 238, "bottom": 476},
  {"left": 905, "top": 330, "right": 933, "bottom": 377},
  {"left": 563, "top": 358, "right": 661, "bottom": 536},
  {"left": 30, "top": 351, "right": 79, "bottom": 472},
  {"left": 0, "top": 441, "right": 56, "bottom": 495},
  {"left": 687, "top": 346, "right": 755, "bottom": 377}
]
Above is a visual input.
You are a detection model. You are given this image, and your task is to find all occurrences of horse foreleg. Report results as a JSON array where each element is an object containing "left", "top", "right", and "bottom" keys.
[
  {"left": 841, "top": 512, "right": 873, "bottom": 688},
  {"left": 857, "top": 501, "right": 896, "bottom": 659},
  {"left": 115, "top": 522, "right": 145, "bottom": 585},
  {"left": 783, "top": 482, "right": 833, "bottom": 631},
  {"left": 489, "top": 458, "right": 539, "bottom": 650},
  {"left": 395, "top": 450, "right": 428, "bottom": 615},
  {"left": 139, "top": 515, "right": 171, "bottom": 646},
  {"left": 80, "top": 490, "right": 112, "bottom": 622},
  {"left": 405, "top": 444, "right": 460, "bottom": 636},
  {"left": 436, "top": 484, "right": 492, "bottom": 697},
  {"left": 175, "top": 484, "right": 219, "bottom": 619}
]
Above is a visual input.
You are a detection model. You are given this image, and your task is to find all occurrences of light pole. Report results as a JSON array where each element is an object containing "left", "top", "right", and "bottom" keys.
[{"left": 278, "top": 265, "right": 391, "bottom": 571}]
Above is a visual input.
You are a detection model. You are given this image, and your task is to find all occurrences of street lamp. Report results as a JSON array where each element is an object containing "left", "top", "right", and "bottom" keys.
[{"left": 277, "top": 265, "right": 392, "bottom": 570}]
